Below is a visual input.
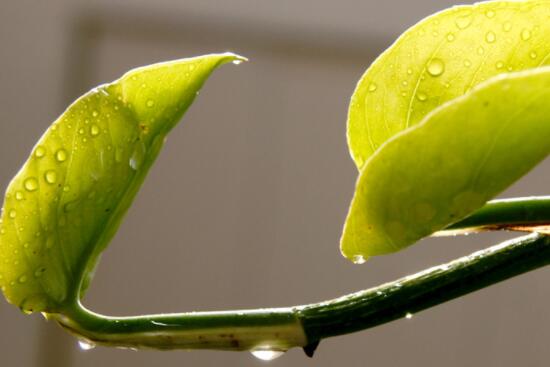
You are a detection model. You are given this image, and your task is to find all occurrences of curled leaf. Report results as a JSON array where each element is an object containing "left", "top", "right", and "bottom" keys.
[
  {"left": 348, "top": 0, "right": 550, "bottom": 168},
  {"left": 341, "top": 67, "right": 550, "bottom": 261},
  {"left": 0, "top": 53, "right": 245, "bottom": 312}
]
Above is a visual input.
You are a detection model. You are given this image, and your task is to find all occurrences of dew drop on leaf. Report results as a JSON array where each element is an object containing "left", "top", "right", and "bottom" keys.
[
  {"left": 368, "top": 82, "right": 377, "bottom": 92},
  {"left": 90, "top": 124, "right": 100, "bottom": 136},
  {"left": 521, "top": 29, "right": 532, "bottom": 41},
  {"left": 34, "top": 146, "right": 46, "bottom": 158},
  {"left": 485, "top": 31, "right": 496, "bottom": 43},
  {"left": 24, "top": 178, "right": 38, "bottom": 192},
  {"left": 8, "top": 210, "right": 16, "bottom": 219},
  {"left": 416, "top": 92, "right": 428, "bottom": 102},
  {"left": 352, "top": 255, "right": 366, "bottom": 264},
  {"left": 44, "top": 170, "right": 57, "bottom": 184},
  {"left": 55, "top": 149, "right": 68, "bottom": 162},
  {"left": 502, "top": 21, "right": 512, "bottom": 32},
  {"left": 427, "top": 58, "right": 445, "bottom": 77},
  {"left": 455, "top": 14, "right": 472, "bottom": 30},
  {"left": 146, "top": 99, "right": 155, "bottom": 108}
]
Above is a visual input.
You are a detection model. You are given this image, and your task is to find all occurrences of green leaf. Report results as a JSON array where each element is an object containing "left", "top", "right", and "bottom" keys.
[
  {"left": 0, "top": 53, "right": 245, "bottom": 313},
  {"left": 348, "top": 0, "right": 550, "bottom": 169},
  {"left": 341, "top": 67, "right": 550, "bottom": 262}
]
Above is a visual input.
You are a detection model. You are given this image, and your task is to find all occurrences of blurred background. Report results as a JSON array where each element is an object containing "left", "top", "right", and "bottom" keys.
[{"left": 1, "top": 0, "right": 550, "bottom": 366}]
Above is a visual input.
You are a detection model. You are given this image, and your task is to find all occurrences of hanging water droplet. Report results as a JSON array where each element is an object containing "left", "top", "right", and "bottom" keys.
[
  {"left": 485, "top": 10, "right": 496, "bottom": 18},
  {"left": 502, "top": 21, "right": 512, "bottom": 32},
  {"left": 55, "top": 149, "right": 68, "bottom": 162},
  {"left": 90, "top": 124, "right": 100, "bottom": 136},
  {"left": 427, "top": 58, "right": 445, "bottom": 77},
  {"left": 455, "top": 14, "right": 472, "bottom": 30},
  {"left": 405, "top": 312, "right": 413, "bottom": 319},
  {"left": 8, "top": 209, "right": 16, "bottom": 219},
  {"left": 251, "top": 349, "right": 285, "bottom": 361},
  {"left": 44, "top": 170, "right": 57, "bottom": 184},
  {"left": 78, "top": 340, "right": 96, "bottom": 351},
  {"left": 146, "top": 99, "right": 155, "bottom": 108},
  {"left": 352, "top": 255, "right": 366, "bottom": 264},
  {"left": 485, "top": 31, "right": 496, "bottom": 43},
  {"left": 368, "top": 82, "right": 377, "bottom": 92},
  {"left": 24, "top": 177, "right": 39, "bottom": 192},
  {"left": 34, "top": 146, "right": 46, "bottom": 158},
  {"left": 521, "top": 29, "right": 532, "bottom": 41},
  {"left": 416, "top": 92, "right": 428, "bottom": 102}
]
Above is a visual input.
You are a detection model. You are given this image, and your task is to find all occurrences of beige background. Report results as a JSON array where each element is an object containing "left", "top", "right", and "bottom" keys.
[{"left": 1, "top": 1, "right": 550, "bottom": 366}]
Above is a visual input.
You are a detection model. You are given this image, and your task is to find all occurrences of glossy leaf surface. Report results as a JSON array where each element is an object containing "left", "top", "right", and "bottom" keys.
[
  {"left": 348, "top": 0, "right": 550, "bottom": 169},
  {"left": 341, "top": 67, "right": 550, "bottom": 261},
  {"left": 0, "top": 53, "right": 245, "bottom": 312}
]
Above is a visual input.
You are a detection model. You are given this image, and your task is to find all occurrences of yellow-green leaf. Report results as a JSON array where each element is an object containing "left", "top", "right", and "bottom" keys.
[
  {"left": 341, "top": 67, "right": 550, "bottom": 262},
  {"left": 348, "top": 0, "right": 550, "bottom": 169},
  {"left": 0, "top": 53, "right": 245, "bottom": 313}
]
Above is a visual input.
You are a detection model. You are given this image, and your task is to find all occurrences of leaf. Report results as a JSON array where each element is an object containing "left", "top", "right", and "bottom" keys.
[
  {"left": 341, "top": 67, "right": 550, "bottom": 262},
  {"left": 348, "top": 0, "right": 550, "bottom": 169},
  {"left": 0, "top": 53, "right": 246, "bottom": 313}
]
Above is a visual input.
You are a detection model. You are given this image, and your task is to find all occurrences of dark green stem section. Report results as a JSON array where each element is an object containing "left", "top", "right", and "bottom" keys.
[
  {"left": 297, "top": 233, "right": 550, "bottom": 343},
  {"left": 53, "top": 233, "right": 550, "bottom": 351},
  {"left": 440, "top": 196, "right": 550, "bottom": 235}
]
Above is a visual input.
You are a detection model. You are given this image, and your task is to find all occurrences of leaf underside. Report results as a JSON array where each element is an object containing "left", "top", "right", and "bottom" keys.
[
  {"left": 342, "top": 0, "right": 550, "bottom": 261},
  {"left": 0, "top": 53, "right": 245, "bottom": 313}
]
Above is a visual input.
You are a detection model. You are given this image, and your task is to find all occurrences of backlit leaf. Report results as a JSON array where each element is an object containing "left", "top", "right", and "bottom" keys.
[
  {"left": 348, "top": 0, "right": 550, "bottom": 169},
  {"left": 341, "top": 67, "right": 550, "bottom": 261},
  {"left": 0, "top": 53, "right": 245, "bottom": 312}
]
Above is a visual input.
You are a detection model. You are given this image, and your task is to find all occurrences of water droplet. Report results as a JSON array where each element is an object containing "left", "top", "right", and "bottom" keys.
[
  {"left": 78, "top": 340, "right": 96, "bottom": 351},
  {"left": 427, "top": 58, "right": 445, "bottom": 77},
  {"left": 92, "top": 110, "right": 99, "bottom": 117},
  {"left": 8, "top": 209, "right": 16, "bottom": 219},
  {"left": 521, "top": 29, "right": 532, "bottom": 41},
  {"left": 352, "top": 255, "right": 366, "bottom": 264},
  {"left": 496, "top": 61, "right": 505, "bottom": 69},
  {"left": 401, "top": 80, "right": 408, "bottom": 87},
  {"left": 90, "top": 124, "right": 100, "bottom": 136},
  {"left": 24, "top": 178, "right": 39, "bottom": 192},
  {"left": 463, "top": 59, "right": 472, "bottom": 68},
  {"left": 78, "top": 128, "right": 85, "bottom": 135},
  {"left": 530, "top": 51, "right": 538, "bottom": 59},
  {"left": 15, "top": 191, "right": 24, "bottom": 201},
  {"left": 18, "top": 275, "right": 27, "bottom": 283},
  {"left": 446, "top": 33, "right": 455, "bottom": 42},
  {"left": 368, "top": 82, "right": 377, "bottom": 92},
  {"left": 416, "top": 92, "right": 428, "bottom": 102},
  {"left": 251, "top": 349, "right": 285, "bottom": 361},
  {"left": 146, "top": 99, "right": 155, "bottom": 108},
  {"left": 485, "top": 31, "right": 496, "bottom": 43},
  {"left": 34, "top": 146, "right": 46, "bottom": 158},
  {"left": 485, "top": 10, "right": 496, "bottom": 18},
  {"left": 55, "top": 149, "right": 68, "bottom": 162},
  {"left": 503, "top": 21, "right": 512, "bottom": 32},
  {"left": 407, "top": 68, "right": 413, "bottom": 75},
  {"left": 44, "top": 170, "right": 57, "bottom": 184},
  {"left": 405, "top": 312, "right": 413, "bottom": 319},
  {"left": 455, "top": 14, "right": 472, "bottom": 29},
  {"left": 477, "top": 46, "right": 485, "bottom": 55}
]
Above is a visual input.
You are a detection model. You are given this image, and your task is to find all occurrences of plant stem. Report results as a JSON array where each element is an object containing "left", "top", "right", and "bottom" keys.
[
  {"left": 52, "top": 233, "right": 550, "bottom": 352},
  {"left": 438, "top": 196, "right": 550, "bottom": 235}
]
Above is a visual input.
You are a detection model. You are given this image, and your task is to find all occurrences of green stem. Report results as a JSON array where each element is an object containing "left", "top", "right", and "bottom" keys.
[
  {"left": 52, "top": 233, "right": 550, "bottom": 352},
  {"left": 439, "top": 196, "right": 550, "bottom": 235}
]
